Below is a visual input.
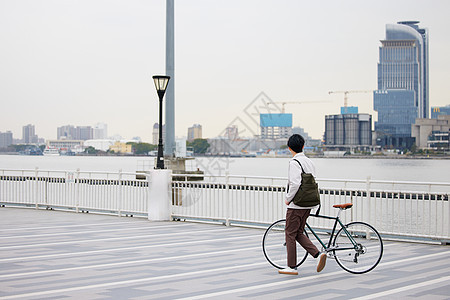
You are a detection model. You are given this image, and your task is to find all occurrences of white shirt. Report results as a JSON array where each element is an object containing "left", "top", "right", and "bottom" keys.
[{"left": 285, "top": 152, "right": 319, "bottom": 210}]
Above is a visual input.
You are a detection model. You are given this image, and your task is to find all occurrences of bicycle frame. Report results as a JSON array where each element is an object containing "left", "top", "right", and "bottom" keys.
[{"left": 305, "top": 211, "right": 359, "bottom": 252}]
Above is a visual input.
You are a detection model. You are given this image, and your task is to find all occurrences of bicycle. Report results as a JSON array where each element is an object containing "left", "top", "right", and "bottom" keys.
[{"left": 262, "top": 203, "right": 383, "bottom": 274}]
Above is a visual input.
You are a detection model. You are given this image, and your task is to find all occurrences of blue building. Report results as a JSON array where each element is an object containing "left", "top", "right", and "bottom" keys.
[
  {"left": 260, "top": 113, "right": 292, "bottom": 139},
  {"left": 431, "top": 105, "right": 450, "bottom": 119},
  {"left": 374, "top": 90, "right": 418, "bottom": 146},
  {"left": 374, "top": 21, "right": 429, "bottom": 149},
  {"left": 341, "top": 106, "right": 358, "bottom": 115}
]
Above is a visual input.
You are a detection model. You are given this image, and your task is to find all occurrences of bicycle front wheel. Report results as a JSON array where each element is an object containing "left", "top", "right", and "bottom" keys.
[
  {"left": 333, "top": 221, "right": 383, "bottom": 274},
  {"left": 262, "top": 219, "right": 308, "bottom": 269}
]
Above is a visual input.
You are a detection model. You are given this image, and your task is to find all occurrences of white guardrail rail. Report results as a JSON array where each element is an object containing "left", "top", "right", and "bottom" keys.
[{"left": 0, "top": 168, "right": 449, "bottom": 243}]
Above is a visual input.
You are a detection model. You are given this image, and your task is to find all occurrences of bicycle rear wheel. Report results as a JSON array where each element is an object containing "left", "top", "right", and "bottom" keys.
[
  {"left": 333, "top": 221, "right": 383, "bottom": 274},
  {"left": 262, "top": 219, "right": 308, "bottom": 269}
]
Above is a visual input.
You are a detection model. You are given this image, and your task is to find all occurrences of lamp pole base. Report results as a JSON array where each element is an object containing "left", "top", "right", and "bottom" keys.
[
  {"left": 156, "top": 143, "right": 164, "bottom": 169},
  {"left": 147, "top": 169, "right": 171, "bottom": 221}
]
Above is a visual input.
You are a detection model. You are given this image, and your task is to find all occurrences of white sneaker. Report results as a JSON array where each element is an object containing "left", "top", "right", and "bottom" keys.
[{"left": 278, "top": 267, "right": 298, "bottom": 275}]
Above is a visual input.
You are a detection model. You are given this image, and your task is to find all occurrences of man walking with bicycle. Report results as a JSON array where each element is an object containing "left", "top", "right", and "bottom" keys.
[{"left": 278, "top": 134, "right": 327, "bottom": 275}]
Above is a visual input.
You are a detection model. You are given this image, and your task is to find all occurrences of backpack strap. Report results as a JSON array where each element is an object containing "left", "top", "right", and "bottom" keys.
[
  {"left": 315, "top": 204, "right": 321, "bottom": 216},
  {"left": 293, "top": 159, "right": 305, "bottom": 174}
]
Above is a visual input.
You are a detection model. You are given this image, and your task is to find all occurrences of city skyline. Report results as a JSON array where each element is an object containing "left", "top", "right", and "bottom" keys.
[{"left": 1, "top": 0, "right": 449, "bottom": 141}]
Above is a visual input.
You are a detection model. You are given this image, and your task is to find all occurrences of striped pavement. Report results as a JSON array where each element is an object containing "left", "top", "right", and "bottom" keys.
[{"left": 0, "top": 207, "right": 449, "bottom": 299}]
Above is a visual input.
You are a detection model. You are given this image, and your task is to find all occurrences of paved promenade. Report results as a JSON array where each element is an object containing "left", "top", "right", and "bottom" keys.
[{"left": 0, "top": 207, "right": 449, "bottom": 299}]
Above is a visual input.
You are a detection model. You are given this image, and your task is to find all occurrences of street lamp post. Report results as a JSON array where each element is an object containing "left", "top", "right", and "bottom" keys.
[{"left": 152, "top": 75, "right": 171, "bottom": 169}]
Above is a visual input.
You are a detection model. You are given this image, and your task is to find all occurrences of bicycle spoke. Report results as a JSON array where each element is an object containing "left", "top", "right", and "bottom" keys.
[{"left": 332, "top": 222, "right": 383, "bottom": 274}]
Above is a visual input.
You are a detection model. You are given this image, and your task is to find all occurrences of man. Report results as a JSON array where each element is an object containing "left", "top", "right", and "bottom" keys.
[{"left": 278, "top": 134, "right": 327, "bottom": 275}]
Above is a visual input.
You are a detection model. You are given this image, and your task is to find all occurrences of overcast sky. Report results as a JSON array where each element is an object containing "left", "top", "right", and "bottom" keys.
[{"left": 1, "top": 0, "right": 449, "bottom": 142}]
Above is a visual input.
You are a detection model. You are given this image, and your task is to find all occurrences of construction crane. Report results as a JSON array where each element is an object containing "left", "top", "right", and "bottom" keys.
[
  {"left": 266, "top": 101, "right": 330, "bottom": 113},
  {"left": 328, "top": 90, "right": 372, "bottom": 110}
]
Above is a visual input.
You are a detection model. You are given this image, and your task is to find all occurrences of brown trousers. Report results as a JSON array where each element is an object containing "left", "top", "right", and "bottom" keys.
[{"left": 285, "top": 208, "right": 319, "bottom": 268}]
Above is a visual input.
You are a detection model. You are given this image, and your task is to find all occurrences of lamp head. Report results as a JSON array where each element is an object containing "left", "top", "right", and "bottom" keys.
[{"left": 152, "top": 75, "right": 170, "bottom": 98}]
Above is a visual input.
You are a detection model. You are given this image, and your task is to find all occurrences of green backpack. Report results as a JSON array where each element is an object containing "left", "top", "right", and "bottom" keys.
[{"left": 291, "top": 159, "right": 320, "bottom": 207}]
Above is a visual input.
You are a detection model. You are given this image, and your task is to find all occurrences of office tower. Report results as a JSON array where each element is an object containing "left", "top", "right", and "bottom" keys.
[
  {"left": 225, "top": 125, "right": 239, "bottom": 140},
  {"left": 22, "top": 124, "right": 38, "bottom": 144},
  {"left": 57, "top": 125, "right": 77, "bottom": 140},
  {"left": 373, "top": 21, "right": 429, "bottom": 148},
  {"left": 0, "top": 131, "right": 13, "bottom": 148},
  {"left": 152, "top": 123, "right": 159, "bottom": 145},
  {"left": 188, "top": 124, "right": 202, "bottom": 142},
  {"left": 152, "top": 123, "right": 165, "bottom": 145},
  {"left": 324, "top": 114, "right": 372, "bottom": 147},
  {"left": 75, "top": 126, "right": 93, "bottom": 140},
  {"left": 431, "top": 105, "right": 450, "bottom": 119},
  {"left": 93, "top": 123, "right": 108, "bottom": 139}
]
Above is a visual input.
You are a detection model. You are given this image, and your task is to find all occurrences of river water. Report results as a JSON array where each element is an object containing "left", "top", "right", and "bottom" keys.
[{"left": 0, "top": 154, "right": 449, "bottom": 183}]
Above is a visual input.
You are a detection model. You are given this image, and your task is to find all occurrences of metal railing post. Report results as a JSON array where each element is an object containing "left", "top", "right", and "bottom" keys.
[
  {"left": 225, "top": 171, "right": 230, "bottom": 226},
  {"left": 34, "top": 167, "right": 39, "bottom": 209},
  {"left": 118, "top": 169, "right": 123, "bottom": 217},
  {"left": 447, "top": 193, "right": 450, "bottom": 242},
  {"left": 366, "top": 176, "right": 371, "bottom": 225},
  {"left": 75, "top": 168, "right": 80, "bottom": 213}
]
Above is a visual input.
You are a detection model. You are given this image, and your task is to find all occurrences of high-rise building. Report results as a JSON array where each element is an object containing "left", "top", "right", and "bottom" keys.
[
  {"left": 76, "top": 126, "right": 93, "bottom": 140},
  {"left": 93, "top": 123, "right": 108, "bottom": 139},
  {"left": 187, "top": 124, "right": 202, "bottom": 142},
  {"left": 22, "top": 124, "right": 38, "bottom": 144},
  {"left": 225, "top": 125, "right": 239, "bottom": 140},
  {"left": 373, "top": 21, "right": 429, "bottom": 148},
  {"left": 260, "top": 113, "right": 292, "bottom": 139},
  {"left": 431, "top": 105, "right": 450, "bottom": 119},
  {"left": 324, "top": 114, "right": 372, "bottom": 148},
  {"left": 57, "top": 125, "right": 77, "bottom": 140},
  {"left": 152, "top": 123, "right": 165, "bottom": 145},
  {"left": 58, "top": 124, "right": 101, "bottom": 140},
  {"left": 0, "top": 131, "right": 13, "bottom": 148}
]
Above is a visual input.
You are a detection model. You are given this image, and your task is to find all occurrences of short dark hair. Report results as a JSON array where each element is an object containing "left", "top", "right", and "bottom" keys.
[{"left": 287, "top": 134, "right": 305, "bottom": 153}]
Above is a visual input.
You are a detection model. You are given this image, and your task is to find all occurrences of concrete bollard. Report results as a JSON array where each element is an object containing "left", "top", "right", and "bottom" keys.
[{"left": 147, "top": 169, "right": 172, "bottom": 221}]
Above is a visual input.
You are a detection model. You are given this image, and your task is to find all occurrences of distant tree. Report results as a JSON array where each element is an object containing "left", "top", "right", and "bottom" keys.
[
  {"left": 9, "top": 144, "right": 29, "bottom": 152},
  {"left": 187, "top": 139, "right": 210, "bottom": 154},
  {"left": 84, "top": 146, "right": 98, "bottom": 155},
  {"left": 127, "top": 142, "right": 157, "bottom": 155}
]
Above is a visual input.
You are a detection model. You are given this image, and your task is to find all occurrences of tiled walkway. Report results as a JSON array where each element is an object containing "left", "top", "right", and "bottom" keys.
[{"left": 0, "top": 207, "right": 449, "bottom": 299}]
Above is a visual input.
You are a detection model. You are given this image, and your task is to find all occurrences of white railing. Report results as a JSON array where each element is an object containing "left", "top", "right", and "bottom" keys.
[
  {"left": 0, "top": 168, "right": 449, "bottom": 243},
  {"left": 0, "top": 168, "right": 148, "bottom": 216},
  {"left": 172, "top": 174, "right": 449, "bottom": 242}
]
